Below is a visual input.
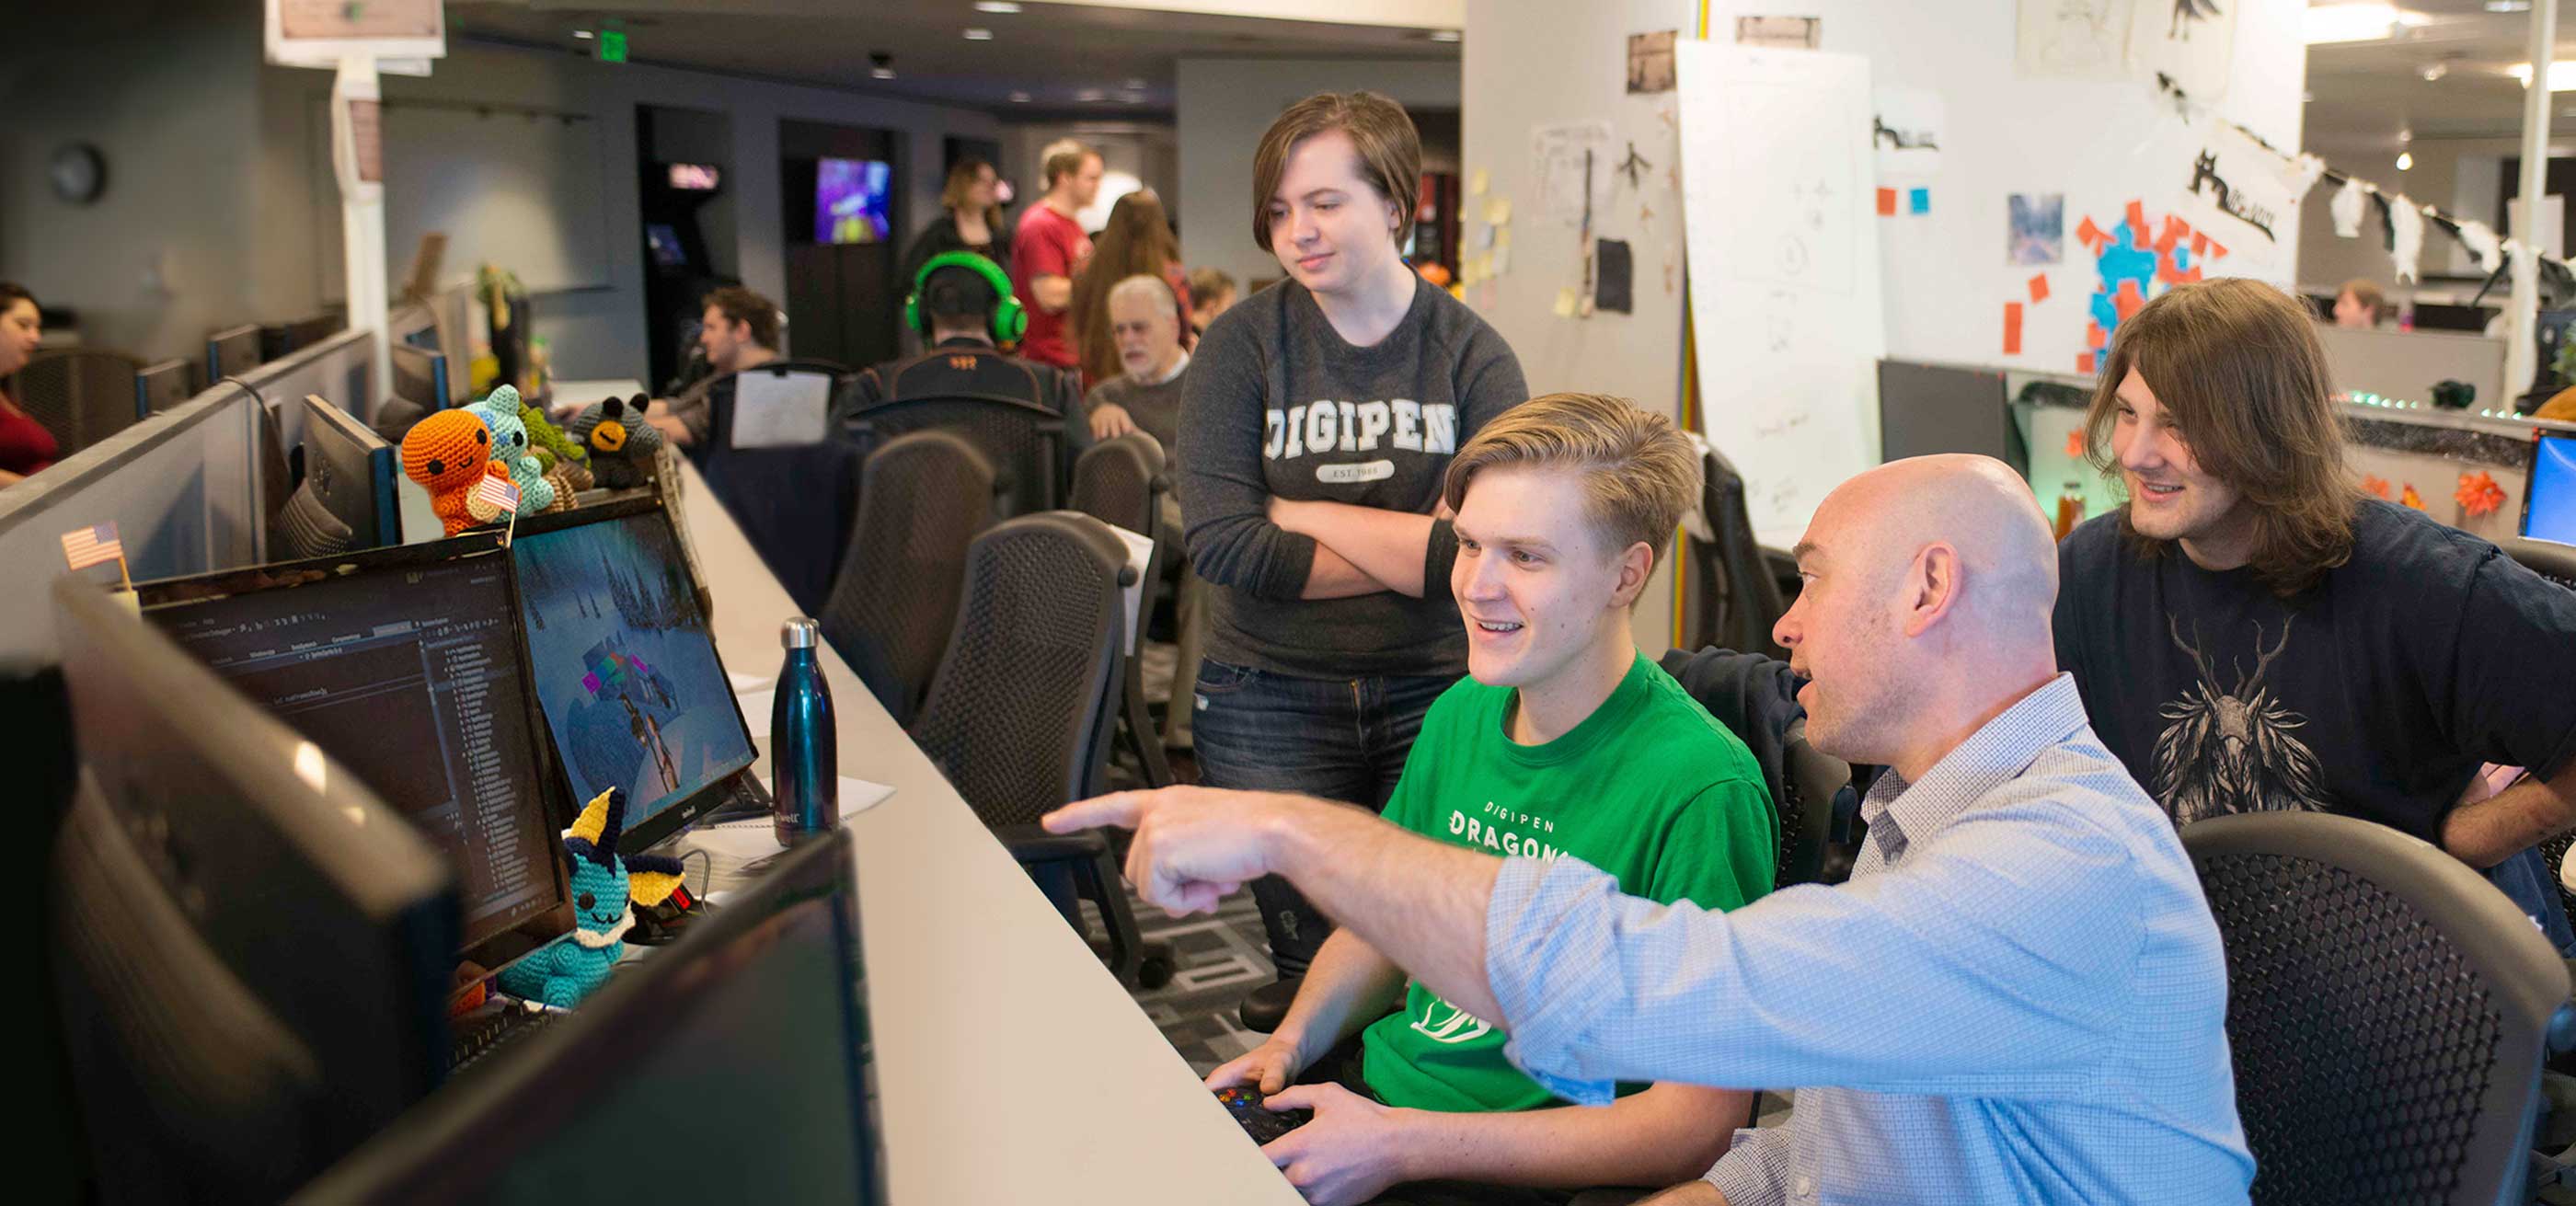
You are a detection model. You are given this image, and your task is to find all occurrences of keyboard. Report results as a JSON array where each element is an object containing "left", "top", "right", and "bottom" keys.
[
  {"left": 450, "top": 1001, "right": 560, "bottom": 1074},
  {"left": 1214, "top": 1085, "right": 1311, "bottom": 1144}
]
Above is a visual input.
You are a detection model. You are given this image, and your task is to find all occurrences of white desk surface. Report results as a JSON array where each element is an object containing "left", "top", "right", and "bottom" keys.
[{"left": 673, "top": 460, "right": 1300, "bottom": 1204}]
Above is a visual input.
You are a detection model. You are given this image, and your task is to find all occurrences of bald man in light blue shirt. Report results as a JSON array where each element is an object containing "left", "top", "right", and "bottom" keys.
[{"left": 1048, "top": 455, "right": 2252, "bottom": 1205}]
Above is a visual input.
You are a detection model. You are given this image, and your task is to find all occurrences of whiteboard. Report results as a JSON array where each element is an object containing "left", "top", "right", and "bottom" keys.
[
  {"left": 379, "top": 103, "right": 611, "bottom": 293},
  {"left": 1676, "top": 40, "right": 1886, "bottom": 546}
]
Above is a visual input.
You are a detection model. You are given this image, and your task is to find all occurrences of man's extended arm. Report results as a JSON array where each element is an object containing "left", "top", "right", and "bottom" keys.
[
  {"left": 2443, "top": 760, "right": 2576, "bottom": 868},
  {"left": 1382, "top": 1082, "right": 1742, "bottom": 1190}
]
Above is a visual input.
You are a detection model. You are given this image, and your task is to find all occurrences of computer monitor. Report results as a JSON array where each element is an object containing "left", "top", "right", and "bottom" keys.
[
  {"left": 1877, "top": 359, "right": 2019, "bottom": 469},
  {"left": 390, "top": 343, "right": 449, "bottom": 412},
  {"left": 208, "top": 323, "right": 263, "bottom": 382},
  {"left": 132, "top": 534, "right": 575, "bottom": 975},
  {"left": 50, "top": 577, "right": 459, "bottom": 1202},
  {"left": 135, "top": 358, "right": 192, "bottom": 416},
  {"left": 509, "top": 496, "right": 759, "bottom": 853},
  {"left": 2524, "top": 432, "right": 2576, "bottom": 546},
  {"left": 295, "top": 394, "right": 403, "bottom": 550},
  {"left": 292, "top": 829, "right": 886, "bottom": 1204}
]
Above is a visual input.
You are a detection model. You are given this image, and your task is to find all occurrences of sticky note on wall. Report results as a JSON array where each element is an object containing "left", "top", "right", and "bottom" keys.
[
  {"left": 1909, "top": 187, "right": 1930, "bottom": 215},
  {"left": 2003, "top": 302, "right": 2024, "bottom": 356},
  {"left": 1877, "top": 188, "right": 1897, "bottom": 217}
]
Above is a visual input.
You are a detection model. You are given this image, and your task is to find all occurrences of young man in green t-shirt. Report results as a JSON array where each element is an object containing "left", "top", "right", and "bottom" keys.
[{"left": 1204, "top": 392, "right": 1777, "bottom": 1206}]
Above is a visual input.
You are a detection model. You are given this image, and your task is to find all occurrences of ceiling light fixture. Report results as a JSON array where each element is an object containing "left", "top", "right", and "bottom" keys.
[
  {"left": 2305, "top": 4, "right": 2404, "bottom": 43},
  {"left": 2421, "top": 63, "right": 2446, "bottom": 81},
  {"left": 1010, "top": 90, "right": 1032, "bottom": 103},
  {"left": 975, "top": 1, "right": 1024, "bottom": 11},
  {"left": 2398, "top": 151, "right": 2414, "bottom": 170},
  {"left": 1076, "top": 87, "right": 1107, "bottom": 101},
  {"left": 2398, "top": 127, "right": 2413, "bottom": 143},
  {"left": 869, "top": 52, "right": 895, "bottom": 81},
  {"left": 964, "top": 27, "right": 994, "bottom": 40},
  {"left": 573, "top": 29, "right": 594, "bottom": 39},
  {"left": 2490, "top": 0, "right": 2533, "bottom": 9},
  {"left": 2509, "top": 61, "right": 2576, "bottom": 90},
  {"left": 1430, "top": 29, "right": 1462, "bottom": 42}
]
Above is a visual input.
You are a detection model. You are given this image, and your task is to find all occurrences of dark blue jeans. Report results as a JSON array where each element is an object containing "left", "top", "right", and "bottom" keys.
[
  {"left": 1190, "top": 657, "right": 1454, "bottom": 976},
  {"left": 2485, "top": 844, "right": 2576, "bottom": 956}
]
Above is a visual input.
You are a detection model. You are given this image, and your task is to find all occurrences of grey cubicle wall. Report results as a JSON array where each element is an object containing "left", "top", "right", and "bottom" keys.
[
  {"left": 238, "top": 327, "right": 379, "bottom": 451},
  {"left": 2316, "top": 325, "right": 2508, "bottom": 411},
  {"left": 0, "top": 384, "right": 266, "bottom": 663}
]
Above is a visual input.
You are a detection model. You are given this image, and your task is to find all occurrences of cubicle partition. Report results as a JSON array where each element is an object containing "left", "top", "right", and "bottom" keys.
[
  {"left": 239, "top": 327, "right": 379, "bottom": 452},
  {"left": 0, "top": 384, "right": 268, "bottom": 662},
  {"left": 2316, "top": 325, "right": 2509, "bottom": 413}
]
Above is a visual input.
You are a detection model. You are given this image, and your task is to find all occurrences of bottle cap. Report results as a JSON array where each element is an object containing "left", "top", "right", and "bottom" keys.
[{"left": 781, "top": 616, "right": 820, "bottom": 649}]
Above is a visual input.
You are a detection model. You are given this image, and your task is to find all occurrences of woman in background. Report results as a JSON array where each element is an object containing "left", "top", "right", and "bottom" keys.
[
  {"left": 1070, "top": 189, "right": 1188, "bottom": 386},
  {"left": 0, "top": 283, "right": 56, "bottom": 487},
  {"left": 902, "top": 158, "right": 1013, "bottom": 285}
]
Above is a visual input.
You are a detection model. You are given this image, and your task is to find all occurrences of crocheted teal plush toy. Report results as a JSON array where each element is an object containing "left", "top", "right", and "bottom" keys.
[
  {"left": 465, "top": 385, "right": 556, "bottom": 516},
  {"left": 495, "top": 787, "right": 687, "bottom": 1008},
  {"left": 565, "top": 395, "right": 664, "bottom": 490}
]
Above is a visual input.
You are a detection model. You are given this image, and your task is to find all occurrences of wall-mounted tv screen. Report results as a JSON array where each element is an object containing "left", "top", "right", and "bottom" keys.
[
  {"left": 669, "top": 163, "right": 721, "bottom": 190},
  {"left": 815, "top": 158, "right": 891, "bottom": 246}
]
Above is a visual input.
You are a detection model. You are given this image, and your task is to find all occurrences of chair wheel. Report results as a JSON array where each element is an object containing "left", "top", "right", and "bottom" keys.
[{"left": 1135, "top": 955, "right": 1176, "bottom": 990}]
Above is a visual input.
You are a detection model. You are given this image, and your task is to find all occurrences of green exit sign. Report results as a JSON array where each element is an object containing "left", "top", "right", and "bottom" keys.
[{"left": 598, "top": 29, "right": 627, "bottom": 62}]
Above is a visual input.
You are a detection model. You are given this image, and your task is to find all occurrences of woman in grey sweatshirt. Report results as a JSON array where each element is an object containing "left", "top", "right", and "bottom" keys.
[{"left": 1176, "top": 91, "right": 1528, "bottom": 990}]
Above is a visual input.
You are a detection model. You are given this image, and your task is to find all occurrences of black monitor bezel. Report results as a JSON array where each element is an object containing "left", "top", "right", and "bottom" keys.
[
  {"left": 2523, "top": 431, "right": 2575, "bottom": 543},
  {"left": 128, "top": 531, "right": 579, "bottom": 976},
  {"left": 296, "top": 393, "right": 403, "bottom": 548},
  {"left": 509, "top": 492, "right": 761, "bottom": 855},
  {"left": 289, "top": 828, "right": 882, "bottom": 1205}
]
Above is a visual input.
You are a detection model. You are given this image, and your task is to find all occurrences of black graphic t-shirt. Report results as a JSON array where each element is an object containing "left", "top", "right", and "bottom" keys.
[{"left": 2054, "top": 500, "right": 2576, "bottom": 843}]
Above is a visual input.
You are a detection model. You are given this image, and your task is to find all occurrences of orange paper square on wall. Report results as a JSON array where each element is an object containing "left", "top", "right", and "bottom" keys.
[
  {"left": 1876, "top": 188, "right": 1897, "bottom": 216},
  {"left": 2004, "top": 302, "right": 2024, "bottom": 355},
  {"left": 2028, "top": 274, "right": 2050, "bottom": 304},
  {"left": 2077, "top": 351, "right": 2096, "bottom": 374}
]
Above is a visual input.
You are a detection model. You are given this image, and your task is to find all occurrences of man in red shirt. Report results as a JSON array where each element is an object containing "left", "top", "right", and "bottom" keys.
[{"left": 1009, "top": 139, "right": 1103, "bottom": 371}]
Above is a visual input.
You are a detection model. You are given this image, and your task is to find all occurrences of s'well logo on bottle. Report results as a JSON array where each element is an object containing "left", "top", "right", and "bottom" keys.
[{"left": 1410, "top": 997, "right": 1494, "bottom": 1045}]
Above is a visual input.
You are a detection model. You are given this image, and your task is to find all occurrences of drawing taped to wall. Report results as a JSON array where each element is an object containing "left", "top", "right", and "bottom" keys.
[
  {"left": 2010, "top": 192, "right": 2065, "bottom": 265},
  {"left": 2018, "top": 0, "right": 2132, "bottom": 78},
  {"left": 2126, "top": 0, "right": 2236, "bottom": 100},
  {"left": 1627, "top": 30, "right": 1677, "bottom": 94}
]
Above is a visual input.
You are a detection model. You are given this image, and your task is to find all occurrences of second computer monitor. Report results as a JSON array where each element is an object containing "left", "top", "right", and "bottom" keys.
[
  {"left": 2525, "top": 432, "right": 2576, "bottom": 546},
  {"left": 133, "top": 534, "right": 574, "bottom": 973},
  {"left": 135, "top": 358, "right": 193, "bottom": 416},
  {"left": 208, "top": 323, "right": 263, "bottom": 382},
  {"left": 510, "top": 496, "right": 757, "bottom": 852},
  {"left": 389, "top": 343, "right": 450, "bottom": 412},
  {"left": 1877, "top": 359, "right": 2019, "bottom": 470},
  {"left": 298, "top": 394, "right": 403, "bottom": 549}
]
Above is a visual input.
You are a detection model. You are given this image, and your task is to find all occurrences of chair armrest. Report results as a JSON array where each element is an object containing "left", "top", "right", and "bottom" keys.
[{"left": 995, "top": 822, "right": 1110, "bottom": 866}]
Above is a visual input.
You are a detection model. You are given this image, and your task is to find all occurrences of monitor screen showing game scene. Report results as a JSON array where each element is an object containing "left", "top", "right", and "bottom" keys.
[{"left": 814, "top": 157, "right": 892, "bottom": 246}]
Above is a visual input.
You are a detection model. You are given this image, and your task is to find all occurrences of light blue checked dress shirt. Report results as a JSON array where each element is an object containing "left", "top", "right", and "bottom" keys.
[{"left": 1483, "top": 674, "right": 2253, "bottom": 1205}]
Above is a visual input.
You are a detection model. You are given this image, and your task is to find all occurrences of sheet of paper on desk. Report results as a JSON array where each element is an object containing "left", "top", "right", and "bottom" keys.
[
  {"left": 1107, "top": 521, "right": 1154, "bottom": 656},
  {"left": 730, "top": 370, "right": 832, "bottom": 448}
]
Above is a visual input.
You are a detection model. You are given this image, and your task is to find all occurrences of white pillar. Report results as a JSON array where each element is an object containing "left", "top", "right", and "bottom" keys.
[
  {"left": 2509, "top": 0, "right": 2560, "bottom": 400},
  {"left": 331, "top": 54, "right": 393, "bottom": 401}
]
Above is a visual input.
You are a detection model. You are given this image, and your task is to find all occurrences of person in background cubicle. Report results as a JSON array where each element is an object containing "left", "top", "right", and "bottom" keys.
[
  {"left": 844, "top": 254, "right": 1087, "bottom": 468},
  {"left": 1048, "top": 455, "right": 2253, "bottom": 1206},
  {"left": 1009, "top": 139, "right": 1103, "bottom": 373},
  {"left": 901, "top": 157, "right": 1013, "bottom": 289},
  {"left": 1087, "top": 273, "right": 1203, "bottom": 749},
  {"left": 1179, "top": 90, "right": 1527, "bottom": 1017},
  {"left": 2332, "top": 277, "right": 2386, "bottom": 328},
  {"left": 647, "top": 286, "right": 781, "bottom": 448},
  {"left": 1071, "top": 189, "right": 1190, "bottom": 388},
  {"left": 1187, "top": 267, "right": 1240, "bottom": 340},
  {"left": 0, "top": 282, "right": 56, "bottom": 488},
  {"left": 2055, "top": 278, "right": 2576, "bottom": 948}
]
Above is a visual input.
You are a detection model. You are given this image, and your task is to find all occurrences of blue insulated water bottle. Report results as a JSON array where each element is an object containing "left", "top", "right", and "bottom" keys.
[{"left": 772, "top": 617, "right": 839, "bottom": 844}]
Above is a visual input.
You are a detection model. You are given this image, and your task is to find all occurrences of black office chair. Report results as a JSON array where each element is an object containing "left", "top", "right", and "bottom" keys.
[
  {"left": 1779, "top": 718, "right": 1864, "bottom": 889},
  {"left": 14, "top": 348, "right": 149, "bottom": 458},
  {"left": 699, "top": 361, "right": 861, "bottom": 614},
  {"left": 1678, "top": 443, "right": 1790, "bottom": 661},
  {"left": 820, "top": 431, "right": 996, "bottom": 728},
  {"left": 2503, "top": 534, "right": 2576, "bottom": 591},
  {"left": 2185, "top": 811, "right": 2576, "bottom": 1206},
  {"left": 907, "top": 511, "right": 1173, "bottom": 989},
  {"left": 841, "top": 392, "right": 1072, "bottom": 520},
  {"left": 1069, "top": 432, "right": 1174, "bottom": 789}
]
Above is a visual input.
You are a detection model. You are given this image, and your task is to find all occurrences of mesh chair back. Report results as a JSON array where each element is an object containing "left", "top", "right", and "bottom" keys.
[
  {"left": 847, "top": 394, "right": 1066, "bottom": 518},
  {"left": 2185, "top": 811, "right": 2571, "bottom": 1206},
  {"left": 16, "top": 349, "right": 149, "bottom": 457},
  {"left": 910, "top": 512, "right": 1127, "bottom": 829},
  {"left": 1070, "top": 432, "right": 1166, "bottom": 536},
  {"left": 822, "top": 431, "right": 995, "bottom": 727},
  {"left": 1683, "top": 444, "right": 1789, "bottom": 661},
  {"left": 2502, "top": 534, "right": 2576, "bottom": 590},
  {"left": 1778, "top": 718, "right": 1859, "bottom": 888}
]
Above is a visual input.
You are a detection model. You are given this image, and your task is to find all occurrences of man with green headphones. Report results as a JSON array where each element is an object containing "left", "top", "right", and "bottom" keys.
[{"left": 845, "top": 252, "right": 1087, "bottom": 486}]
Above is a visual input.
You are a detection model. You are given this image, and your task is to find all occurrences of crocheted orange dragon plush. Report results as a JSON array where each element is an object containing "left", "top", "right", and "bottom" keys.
[{"left": 400, "top": 409, "right": 516, "bottom": 536}]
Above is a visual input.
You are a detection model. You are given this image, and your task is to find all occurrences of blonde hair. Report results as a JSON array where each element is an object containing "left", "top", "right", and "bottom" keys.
[
  {"left": 1442, "top": 393, "right": 1702, "bottom": 566},
  {"left": 1252, "top": 91, "right": 1420, "bottom": 254},
  {"left": 1041, "top": 139, "right": 1098, "bottom": 188}
]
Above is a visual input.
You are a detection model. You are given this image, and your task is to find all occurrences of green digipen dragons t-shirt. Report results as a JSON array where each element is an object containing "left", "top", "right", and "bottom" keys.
[{"left": 1358, "top": 652, "right": 1777, "bottom": 1113}]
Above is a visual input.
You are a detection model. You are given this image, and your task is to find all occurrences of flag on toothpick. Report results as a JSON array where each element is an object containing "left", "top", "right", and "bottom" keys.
[
  {"left": 473, "top": 473, "right": 520, "bottom": 517},
  {"left": 61, "top": 521, "right": 124, "bottom": 570}
]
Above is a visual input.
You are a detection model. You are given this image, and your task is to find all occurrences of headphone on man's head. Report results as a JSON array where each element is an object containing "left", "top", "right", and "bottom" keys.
[{"left": 904, "top": 251, "right": 1027, "bottom": 345}]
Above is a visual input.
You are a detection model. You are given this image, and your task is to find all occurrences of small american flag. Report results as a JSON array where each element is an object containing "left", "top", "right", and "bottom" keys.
[
  {"left": 473, "top": 473, "right": 520, "bottom": 517},
  {"left": 61, "top": 522, "right": 124, "bottom": 570}
]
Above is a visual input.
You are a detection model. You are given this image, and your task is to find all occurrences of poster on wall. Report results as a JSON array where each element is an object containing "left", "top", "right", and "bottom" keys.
[
  {"left": 2010, "top": 193, "right": 2064, "bottom": 265},
  {"left": 2016, "top": 0, "right": 2132, "bottom": 78},
  {"left": 1628, "top": 30, "right": 1677, "bottom": 94},
  {"left": 1873, "top": 86, "right": 1944, "bottom": 180},
  {"left": 1532, "top": 121, "right": 1613, "bottom": 225},
  {"left": 2125, "top": 0, "right": 2236, "bottom": 100},
  {"left": 2166, "top": 120, "right": 2296, "bottom": 281}
]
